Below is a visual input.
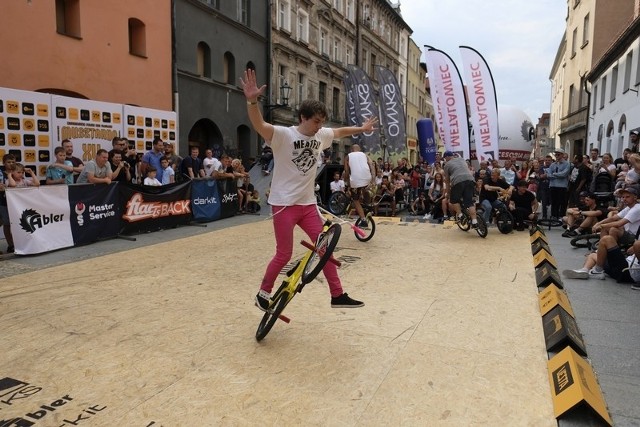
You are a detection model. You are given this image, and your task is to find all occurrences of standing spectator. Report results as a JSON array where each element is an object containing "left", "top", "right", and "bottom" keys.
[
  {"left": 109, "top": 149, "right": 131, "bottom": 183},
  {"left": 259, "top": 145, "right": 274, "bottom": 175},
  {"left": 500, "top": 159, "right": 517, "bottom": 186},
  {"left": 164, "top": 142, "right": 182, "bottom": 177},
  {"left": 567, "top": 154, "right": 591, "bottom": 207},
  {"left": 203, "top": 149, "right": 221, "bottom": 177},
  {"left": 0, "top": 155, "right": 17, "bottom": 253},
  {"left": 630, "top": 130, "right": 639, "bottom": 153},
  {"left": 181, "top": 146, "right": 205, "bottom": 179},
  {"left": 161, "top": 158, "right": 175, "bottom": 185},
  {"left": 62, "top": 138, "right": 84, "bottom": 182},
  {"left": 141, "top": 137, "right": 165, "bottom": 183},
  {"left": 591, "top": 152, "right": 616, "bottom": 192},
  {"left": 548, "top": 148, "right": 570, "bottom": 219},
  {"left": 588, "top": 147, "right": 602, "bottom": 172},
  {"left": 537, "top": 155, "right": 553, "bottom": 218},
  {"left": 76, "top": 149, "right": 113, "bottom": 184},
  {"left": 46, "top": 146, "right": 74, "bottom": 185},
  {"left": 615, "top": 148, "right": 632, "bottom": 170}
]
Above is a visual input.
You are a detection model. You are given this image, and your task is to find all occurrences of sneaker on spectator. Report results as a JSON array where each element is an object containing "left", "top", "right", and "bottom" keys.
[
  {"left": 331, "top": 293, "right": 364, "bottom": 308},
  {"left": 631, "top": 283, "right": 640, "bottom": 290},
  {"left": 566, "top": 229, "right": 579, "bottom": 237},
  {"left": 588, "top": 268, "right": 606, "bottom": 280},
  {"left": 255, "top": 289, "right": 271, "bottom": 312},
  {"left": 423, "top": 213, "right": 432, "bottom": 220},
  {"left": 562, "top": 269, "right": 589, "bottom": 279}
]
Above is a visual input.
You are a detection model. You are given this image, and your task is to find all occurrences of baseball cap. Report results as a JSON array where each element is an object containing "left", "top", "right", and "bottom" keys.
[
  {"left": 582, "top": 191, "right": 596, "bottom": 199},
  {"left": 631, "top": 130, "right": 639, "bottom": 136},
  {"left": 620, "top": 185, "right": 640, "bottom": 196},
  {"left": 554, "top": 147, "right": 566, "bottom": 154},
  {"left": 443, "top": 151, "right": 454, "bottom": 158}
]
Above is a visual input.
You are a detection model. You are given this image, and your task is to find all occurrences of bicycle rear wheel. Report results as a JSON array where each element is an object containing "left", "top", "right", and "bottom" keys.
[
  {"left": 570, "top": 233, "right": 600, "bottom": 249},
  {"left": 456, "top": 213, "right": 471, "bottom": 231},
  {"left": 354, "top": 214, "right": 376, "bottom": 242},
  {"left": 255, "top": 289, "right": 290, "bottom": 342},
  {"left": 475, "top": 215, "right": 488, "bottom": 238},
  {"left": 328, "top": 191, "right": 349, "bottom": 215},
  {"left": 301, "top": 223, "right": 341, "bottom": 283},
  {"left": 496, "top": 210, "right": 514, "bottom": 234}
]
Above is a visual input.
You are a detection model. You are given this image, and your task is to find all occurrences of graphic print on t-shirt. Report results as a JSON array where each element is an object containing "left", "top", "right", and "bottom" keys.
[{"left": 291, "top": 144, "right": 317, "bottom": 174}]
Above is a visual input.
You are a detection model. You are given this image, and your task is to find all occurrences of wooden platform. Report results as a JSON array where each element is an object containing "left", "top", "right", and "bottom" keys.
[{"left": 0, "top": 220, "right": 555, "bottom": 425}]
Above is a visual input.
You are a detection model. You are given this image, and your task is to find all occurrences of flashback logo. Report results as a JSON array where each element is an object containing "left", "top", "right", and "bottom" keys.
[
  {"left": 123, "top": 193, "right": 190, "bottom": 222},
  {"left": 19, "top": 209, "right": 64, "bottom": 234}
]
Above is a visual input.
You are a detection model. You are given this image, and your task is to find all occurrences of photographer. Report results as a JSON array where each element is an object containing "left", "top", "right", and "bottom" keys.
[{"left": 109, "top": 149, "right": 132, "bottom": 183}]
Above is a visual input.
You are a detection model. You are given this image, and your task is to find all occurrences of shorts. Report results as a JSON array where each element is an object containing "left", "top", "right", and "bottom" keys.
[
  {"left": 450, "top": 180, "right": 475, "bottom": 209},
  {"left": 0, "top": 205, "right": 8, "bottom": 225},
  {"left": 618, "top": 231, "right": 636, "bottom": 247},
  {"left": 604, "top": 246, "right": 634, "bottom": 283}
]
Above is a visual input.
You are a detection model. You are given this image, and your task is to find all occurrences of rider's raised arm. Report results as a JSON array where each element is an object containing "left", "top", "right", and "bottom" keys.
[{"left": 240, "top": 69, "right": 274, "bottom": 142}]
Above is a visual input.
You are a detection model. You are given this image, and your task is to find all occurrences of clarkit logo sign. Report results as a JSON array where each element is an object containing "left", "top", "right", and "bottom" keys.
[
  {"left": 19, "top": 209, "right": 64, "bottom": 234},
  {"left": 0, "top": 377, "right": 106, "bottom": 427},
  {"left": 123, "top": 193, "right": 191, "bottom": 222},
  {"left": 74, "top": 202, "right": 115, "bottom": 226}
]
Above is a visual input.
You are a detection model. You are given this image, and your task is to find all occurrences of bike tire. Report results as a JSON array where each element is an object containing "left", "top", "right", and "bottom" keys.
[
  {"left": 537, "top": 218, "right": 563, "bottom": 227},
  {"left": 354, "top": 214, "right": 376, "bottom": 242},
  {"left": 328, "top": 191, "right": 349, "bottom": 215},
  {"left": 475, "top": 215, "right": 488, "bottom": 238},
  {"left": 496, "top": 210, "right": 514, "bottom": 234},
  {"left": 301, "top": 223, "right": 341, "bottom": 283},
  {"left": 255, "top": 289, "right": 290, "bottom": 342},
  {"left": 570, "top": 233, "right": 600, "bottom": 249},
  {"left": 456, "top": 214, "right": 471, "bottom": 231}
]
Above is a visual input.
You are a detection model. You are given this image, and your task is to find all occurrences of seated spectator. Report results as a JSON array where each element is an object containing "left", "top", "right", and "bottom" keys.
[
  {"left": 76, "top": 149, "right": 112, "bottom": 184},
  {"left": 330, "top": 172, "right": 345, "bottom": 194},
  {"left": 246, "top": 189, "right": 261, "bottom": 213},
  {"left": 563, "top": 235, "right": 640, "bottom": 283},
  {"left": 46, "top": 146, "right": 74, "bottom": 185},
  {"left": 427, "top": 172, "right": 447, "bottom": 220},
  {"left": 562, "top": 192, "right": 607, "bottom": 237},
  {"left": 7, "top": 163, "right": 40, "bottom": 188},
  {"left": 479, "top": 168, "right": 512, "bottom": 224},
  {"left": 591, "top": 185, "right": 640, "bottom": 247},
  {"left": 374, "top": 175, "right": 396, "bottom": 216},
  {"left": 143, "top": 167, "right": 162, "bottom": 186},
  {"left": 109, "top": 149, "right": 131, "bottom": 183},
  {"left": 410, "top": 192, "right": 428, "bottom": 216},
  {"left": 212, "top": 155, "right": 235, "bottom": 180},
  {"left": 161, "top": 157, "right": 175, "bottom": 185},
  {"left": 232, "top": 158, "right": 249, "bottom": 212},
  {"left": 241, "top": 175, "right": 255, "bottom": 211},
  {"left": 392, "top": 171, "right": 406, "bottom": 212},
  {"left": 508, "top": 180, "right": 538, "bottom": 231}
]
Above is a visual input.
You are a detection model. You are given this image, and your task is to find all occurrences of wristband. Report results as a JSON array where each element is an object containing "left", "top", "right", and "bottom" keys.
[{"left": 247, "top": 100, "right": 258, "bottom": 105}]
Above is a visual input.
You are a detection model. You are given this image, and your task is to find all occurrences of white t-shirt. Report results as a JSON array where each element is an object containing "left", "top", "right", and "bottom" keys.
[
  {"left": 347, "top": 151, "right": 371, "bottom": 188},
  {"left": 618, "top": 203, "right": 640, "bottom": 235},
  {"left": 267, "top": 125, "right": 334, "bottom": 206},
  {"left": 330, "top": 179, "right": 345, "bottom": 193},
  {"left": 203, "top": 157, "right": 222, "bottom": 176}
]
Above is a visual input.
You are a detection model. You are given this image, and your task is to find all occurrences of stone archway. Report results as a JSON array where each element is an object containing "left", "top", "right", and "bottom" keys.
[{"left": 187, "top": 118, "right": 224, "bottom": 158}]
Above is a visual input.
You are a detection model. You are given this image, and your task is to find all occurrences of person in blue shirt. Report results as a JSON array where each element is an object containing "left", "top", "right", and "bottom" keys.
[{"left": 548, "top": 148, "right": 571, "bottom": 219}]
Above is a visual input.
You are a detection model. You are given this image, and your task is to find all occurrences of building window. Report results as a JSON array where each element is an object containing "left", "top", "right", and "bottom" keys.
[
  {"left": 223, "top": 52, "right": 235, "bottom": 85},
  {"left": 278, "top": 64, "right": 287, "bottom": 103},
  {"left": 278, "top": 0, "right": 290, "bottom": 32},
  {"left": 297, "top": 11, "right": 309, "bottom": 43},
  {"left": 636, "top": 48, "right": 640, "bottom": 86},
  {"left": 320, "top": 28, "right": 328, "bottom": 56},
  {"left": 332, "top": 87, "right": 340, "bottom": 121},
  {"left": 370, "top": 53, "right": 376, "bottom": 76},
  {"left": 600, "top": 76, "right": 606, "bottom": 109},
  {"left": 333, "top": 0, "right": 342, "bottom": 14},
  {"left": 624, "top": 51, "right": 633, "bottom": 92},
  {"left": 362, "top": 49, "right": 368, "bottom": 73},
  {"left": 238, "top": 0, "right": 250, "bottom": 25},
  {"left": 297, "top": 73, "right": 305, "bottom": 104},
  {"left": 197, "top": 42, "right": 211, "bottom": 78},
  {"left": 582, "top": 14, "right": 589, "bottom": 46},
  {"left": 571, "top": 28, "right": 577, "bottom": 57},
  {"left": 56, "top": 0, "right": 81, "bottom": 38},
  {"left": 128, "top": 18, "right": 146, "bottom": 57},
  {"left": 319, "top": 82, "right": 327, "bottom": 104},
  {"left": 346, "top": 0, "right": 354, "bottom": 22},
  {"left": 610, "top": 65, "right": 618, "bottom": 102},
  {"left": 333, "top": 37, "right": 341, "bottom": 63},
  {"left": 346, "top": 47, "right": 352, "bottom": 65},
  {"left": 592, "top": 83, "right": 598, "bottom": 115},
  {"left": 569, "top": 84, "right": 576, "bottom": 113}
]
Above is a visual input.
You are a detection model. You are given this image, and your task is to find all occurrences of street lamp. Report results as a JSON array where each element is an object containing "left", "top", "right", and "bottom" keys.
[{"left": 265, "top": 81, "right": 292, "bottom": 113}]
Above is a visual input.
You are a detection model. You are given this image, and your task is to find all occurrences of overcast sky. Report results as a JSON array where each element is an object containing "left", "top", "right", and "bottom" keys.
[{"left": 399, "top": 0, "right": 567, "bottom": 122}]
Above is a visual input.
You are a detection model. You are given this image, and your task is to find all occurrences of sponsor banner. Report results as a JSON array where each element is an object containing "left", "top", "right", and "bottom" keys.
[
  {"left": 343, "top": 71, "right": 361, "bottom": 144},
  {"left": 424, "top": 48, "right": 470, "bottom": 159},
  {"left": 423, "top": 46, "right": 448, "bottom": 152},
  {"left": 51, "top": 95, "right": 122, "bottom": 164},
  {"left": 0, "top": 87, "right": 52, "bottom": 179},
  {"left": 68, "top": 183, "right": 121, "bottom": 246},
  {"left": 119, "top": 181, "right": 192, "bottom": 234},
  {"left": 216, "top": 179, "right": 239, "bottom": 219},
  {"left": 459, "top": 46, "right": 499, "bottom": 162},
  {"left": 346, "top": 65, "right": 381, "bottom": 154},
  {"left": 374, "top": 66, "right": 407, "bottom": 157},
  {"left": 6, "top": 186, "right": 74, "bottom": 255},
  {"left": 191, "top": 178, "right": 221, "bottom": 222},
  {"left": 123, "top": 105, "right": 178, "bottom": 156},
  {"left": 417, "top": 118, "right": 437, "bottom": 165}
]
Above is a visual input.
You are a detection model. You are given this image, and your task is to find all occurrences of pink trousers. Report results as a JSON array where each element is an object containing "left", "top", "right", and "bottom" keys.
[{"left": 260, "top": 205, "right": 343, "bottom": 297}]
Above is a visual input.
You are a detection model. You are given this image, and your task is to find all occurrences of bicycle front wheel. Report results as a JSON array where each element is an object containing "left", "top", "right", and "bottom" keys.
[
  {"left": 456, "top": 213, "right": 471, "bottom": 231},
  {"left": 255, "top": 289, "right": 290, "bottom": 342},
  {"left": 475, "top": 215, "right": 488, "bottom": 238},
  {"left": 496, "top": 210, "right": 514, "bottom": 234},
  {"left": 355, "top": 214, "right": 376, "bottom": 242},
  {"left": 328, "top": 191, "right": 349, "bottom": 215},
  {"left": 301, "top": 223, "right": 341, "bottom": 283}
]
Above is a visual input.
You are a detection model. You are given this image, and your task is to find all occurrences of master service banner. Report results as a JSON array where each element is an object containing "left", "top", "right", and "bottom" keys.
[
  {"left": 459, "top": 46, "right": 499, "bottom": 161},
  {"left": 6, "top": 185, "right": 74, "bottom": 255},
  {"left": 68, "top": 182, "right": 121, "bottom": 246}
]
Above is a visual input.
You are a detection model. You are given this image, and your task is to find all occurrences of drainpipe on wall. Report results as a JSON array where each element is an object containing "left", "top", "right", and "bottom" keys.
[
  {"left": 171, "top": 0, "right": 180, "bottom": 155},
  {"left": 583, "top": 73, "right": 591, "bottom": 155}
]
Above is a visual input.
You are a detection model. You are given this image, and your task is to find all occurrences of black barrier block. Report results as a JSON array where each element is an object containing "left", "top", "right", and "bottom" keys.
[
  {"left": 543, "top": 306, "right": 587, "bottom": 356},
  {"left": 531, "top": 239, "right": 552, "bottom": 256},
  {"left": 530, "top": 225, "right": 545, "bottom": 236},
  {"left": 535, "top": 263, "right": 564, "bottom": 289}
]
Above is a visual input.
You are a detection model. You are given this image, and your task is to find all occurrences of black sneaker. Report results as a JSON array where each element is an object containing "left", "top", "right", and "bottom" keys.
[
  {"left": 6, "top": 246, "right": 14, "bottom": 253},
  {"left": 331, "top": 293, "right": 364, "bottom": 308},
  {"left": 356, "top": 218, "right": 368, "bottom": 228},
  {"left": 631, "top": 283, "right": 640, "bottom": 291},
  {"left": 255, "top": 290, "right": 270, "bottom": 312}
]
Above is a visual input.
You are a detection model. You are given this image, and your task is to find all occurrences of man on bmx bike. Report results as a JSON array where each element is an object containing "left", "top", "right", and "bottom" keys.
[
  {"left": 442, "top": 151, "right": 479, "bottom": 228},
  {"left": 344, "top": 144, "right": 376, "bottom": 228}
]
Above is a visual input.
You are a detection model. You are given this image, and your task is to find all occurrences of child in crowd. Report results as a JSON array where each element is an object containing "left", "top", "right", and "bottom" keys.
[
  {"left": 7, "top": 163, "right": 40, "bottom": 188},
  {"left": 46, "top": 146, "right": 75, "bottom": 185},
  {"left": 143, "top": 167, "right": 162, "bottom": 186},
  {"left": 246, "top": 189, "right": 261, "bottom": 213},
  {"left": 161, "top": 158, "right": 175, "bottom": 185}
]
